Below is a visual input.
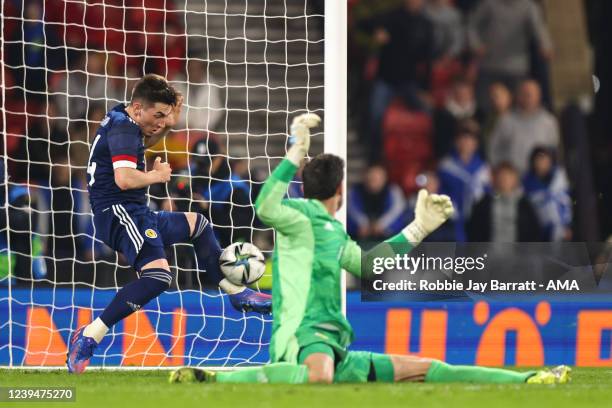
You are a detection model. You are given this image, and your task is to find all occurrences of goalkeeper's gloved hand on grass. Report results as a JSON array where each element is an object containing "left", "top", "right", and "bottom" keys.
[
  {"left": 287, "top": 113, "right": 321, "bottom": 165},
  {"left": 402, "top": 189, "right": 454, "bottom": 244}
]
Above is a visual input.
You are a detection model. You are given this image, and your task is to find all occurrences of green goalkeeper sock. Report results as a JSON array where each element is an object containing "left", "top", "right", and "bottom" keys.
[
  {"left": 216, "top": 363, "right": 309, "bottom": 384},
  {"left": 425, "top": 360, "right": 535, "bottom": 384}
]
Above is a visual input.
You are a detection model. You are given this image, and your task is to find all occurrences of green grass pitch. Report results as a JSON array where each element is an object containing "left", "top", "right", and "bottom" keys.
[{"left": 1, "top": 368, "right": 611, "bottom": 408}]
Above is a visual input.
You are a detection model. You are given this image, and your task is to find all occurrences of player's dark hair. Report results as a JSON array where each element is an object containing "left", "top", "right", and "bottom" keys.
[
  {"left": 131, "top": 74, "right": 177, "bottom": 106},
  {"left": 302, "top": 154, "right": 344, "bottom": 200}
]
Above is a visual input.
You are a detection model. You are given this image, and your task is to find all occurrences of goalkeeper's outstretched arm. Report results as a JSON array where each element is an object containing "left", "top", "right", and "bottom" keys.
[
  {"left": 254, "top": 113, "right": 321, "bottom": 235},
  {"left": 341, "top": 189, "right": 454, "bottom": 279}
]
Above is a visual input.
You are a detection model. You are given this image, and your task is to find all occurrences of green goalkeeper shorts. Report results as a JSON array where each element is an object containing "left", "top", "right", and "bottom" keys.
[{"left": 295, "top": 327, "right": 394, "bottom": 383}]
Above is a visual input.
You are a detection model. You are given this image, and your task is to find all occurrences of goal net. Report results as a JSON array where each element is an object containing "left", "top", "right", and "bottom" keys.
[{"left": 0, "top": 0, "right": 325, "bottom": 368}]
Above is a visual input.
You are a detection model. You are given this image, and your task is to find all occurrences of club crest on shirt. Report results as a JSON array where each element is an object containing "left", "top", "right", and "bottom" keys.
[{"left": 145, "top": 229, "right": 158, "bottom": 239}]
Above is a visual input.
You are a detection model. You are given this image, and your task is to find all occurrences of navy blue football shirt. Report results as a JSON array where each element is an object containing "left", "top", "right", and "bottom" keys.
[{"left": 87, "top": 104, "right": 147, "bottom": 213}]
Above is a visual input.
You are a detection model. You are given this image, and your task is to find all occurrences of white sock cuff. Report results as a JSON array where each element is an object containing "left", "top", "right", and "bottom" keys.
[{"left": 83, "top": 317, "right": 109, "bottom": 344}]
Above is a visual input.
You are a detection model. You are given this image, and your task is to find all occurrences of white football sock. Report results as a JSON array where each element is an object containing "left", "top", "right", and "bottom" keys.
[{"left": 83, "top": 317, "right": 109, "bottom": 343}]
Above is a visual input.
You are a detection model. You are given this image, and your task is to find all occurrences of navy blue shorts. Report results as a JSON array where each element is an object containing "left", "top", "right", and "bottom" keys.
[{"left": 93, "top": 202, "right": 192, "bottom": 271}]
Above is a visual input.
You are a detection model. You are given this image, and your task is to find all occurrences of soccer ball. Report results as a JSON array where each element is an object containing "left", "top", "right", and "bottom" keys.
[{"left": 219, "top": 242, "right": 266, "bottom": 286}]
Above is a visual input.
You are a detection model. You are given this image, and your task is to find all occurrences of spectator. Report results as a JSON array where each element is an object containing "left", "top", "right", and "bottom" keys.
[
  {"left": 439, "top": 119, "right": 490, "bottom": 242},
  {"left": 230, "top": 158, "right": 262, "bottom": 205},
  {"left": 433, "top": 78, "right": 480, "bottom": 158},
  {"left": 2, "top": 70, "right": 28, "bottom": 177},
  {"left": 6, "top": 1, "right": 63, "bottom": 101},
  {"left": 1, "top": 167, "right": 47, "bottom": 282},
  {"left": 51, "top": 51, "right": 110, "bottom": 123},
  {"left": 468, "top": 0, "right": 552, "bottom": 110},
  {"left": 360, "top": 0, "right": 436, "bottom": 162},
  {"left": 10, "top": 101, "right": 66, "bottom": 185},
  {"left": 104, "top": 54, "right": 131, "bottom": 106},
  {"left": 406, "top": 171, "right": 456, "bottom": 241},
  {"left": 126, "top": 0, "right": 183, "bottom": 77},
  {"left": 480, "top": 82, "right": 512, "bottom": 154},
  {"left": 190, "top": 139, "right": 253, "bottom": 247},
  {"left": 47, "top": 101, "right": 70, "bottom": 158},
  {"left": 467, "top": 162, "right": 542, "bottom": 242},
  {"left": 14, "top": 117, "right": 51, "bottom": 185},
  {"left": 348, "top": 164, "right": 408, "bottom": 241},
  {"left": 173, "top": 58, "right": 223, "bottom": 132},
  {"left": 38, "top": 156, "right": 98, "bottom": 261},
  {"left": 424, "top": 0, "right": 465, "bottom": 60},
  {"left": 68, "top": 122, "right": 88, "bottom": 172},
  {"left": 523, "top": 147, "right": 572, "bottom": 241},
  {"left": 489, "top": 80, "right": 560, "bottom": 174}
]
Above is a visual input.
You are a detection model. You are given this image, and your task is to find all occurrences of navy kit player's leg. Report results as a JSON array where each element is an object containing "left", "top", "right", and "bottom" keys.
[
  {"left": 168, "top": 211, "right": 271, "bottom": 313},
  {"left": 67, "top": 202, "right": 175, "bottom": 374},
  {"left": 67, "top": 209, "right": 271, "bottom": 374},
  {"left": 146, "top": 209, "right": 271, "bottom": 312}
]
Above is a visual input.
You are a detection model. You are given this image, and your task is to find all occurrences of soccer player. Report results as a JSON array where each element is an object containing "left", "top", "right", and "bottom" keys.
[
  {"left": 169, "top": 113, "right": 570, "bottom": 385},
  {"left": 67, "top": 74, "right": 271, "bottom": 374}
]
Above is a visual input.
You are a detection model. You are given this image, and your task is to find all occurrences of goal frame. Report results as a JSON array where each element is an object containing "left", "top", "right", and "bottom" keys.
[{"left": 0, "top": 0, "right": 348, "bottom": 369}]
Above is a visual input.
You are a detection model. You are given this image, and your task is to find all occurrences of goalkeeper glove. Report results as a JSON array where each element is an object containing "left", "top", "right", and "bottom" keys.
[
  {"left": 402, "top": 189, "right": 454, "bottom": 244},
  {"left": 286, "top": 113, "right": 321, "bottom": 165}
]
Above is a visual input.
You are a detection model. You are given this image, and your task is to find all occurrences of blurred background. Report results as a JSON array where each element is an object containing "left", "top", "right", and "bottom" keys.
[
  {"left": 0, "top": 0, "right": 325, "bottom": 288},
  {"left": 2, "top": 0, "right": 612, "bottom": 370},
  {"left": 346, "top": 0, "right": 608, "bottom": 250},
  {"left": 0, "top": 0, "right": 611, "bottom": 289}
]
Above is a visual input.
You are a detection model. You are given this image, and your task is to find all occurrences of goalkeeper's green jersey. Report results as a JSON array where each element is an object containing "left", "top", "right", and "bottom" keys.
[{"left": 255, "top": 159, "right": 413, "bottom": 363}]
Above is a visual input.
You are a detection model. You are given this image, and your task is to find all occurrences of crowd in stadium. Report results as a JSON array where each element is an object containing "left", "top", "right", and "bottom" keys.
[
  {"left": 0, "top": 0, "right": 605, "bottom": 283},
  {"left": 346, "top": 0, "right": 573, "bottom": 245},
  {"left": 1, "top": 0, "right": 230, "bottom": 274}
]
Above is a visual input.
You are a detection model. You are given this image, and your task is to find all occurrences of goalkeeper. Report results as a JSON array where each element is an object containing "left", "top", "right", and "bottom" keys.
[{"left": 170, "top": 114, "right": 569, "bottom": 385}]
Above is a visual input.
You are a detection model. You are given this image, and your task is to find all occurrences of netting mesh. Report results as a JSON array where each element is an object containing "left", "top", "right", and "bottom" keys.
[{"left": 0, "top": 0, "right": 324, "bottom": 367}]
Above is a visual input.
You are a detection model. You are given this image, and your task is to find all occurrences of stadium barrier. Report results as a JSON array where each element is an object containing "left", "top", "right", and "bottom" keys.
[{"left": 2, "top": 289, "right": 612, "bottom": 367}]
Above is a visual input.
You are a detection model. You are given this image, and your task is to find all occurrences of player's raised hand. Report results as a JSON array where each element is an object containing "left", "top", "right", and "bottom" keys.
[
  {"left": 291, "top": 113, "right": 321, "bottom": 143},
  {"left": 153, "top": 156, "right": 172, "bottom": 183},
  {"left": 403, "top": 189, "right": 454, "bottom": 244},
  {"left": 287, "top": 113, "right": 321, "bottom": 165}
]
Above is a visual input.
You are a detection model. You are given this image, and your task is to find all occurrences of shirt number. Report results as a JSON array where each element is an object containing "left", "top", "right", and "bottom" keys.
[
  {"left": 87, "top": 135, "right": 102, "bottom": 186},
  {"left": 87, "top": 162, "right": 97, "bottom": 186}
]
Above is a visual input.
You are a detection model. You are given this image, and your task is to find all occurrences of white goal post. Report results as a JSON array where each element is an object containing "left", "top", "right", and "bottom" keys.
[{"left": 324, "top": 0, "right": 348, "bottom": 314}]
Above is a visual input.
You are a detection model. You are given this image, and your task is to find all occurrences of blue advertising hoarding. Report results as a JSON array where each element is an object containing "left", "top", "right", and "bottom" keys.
[{"left": 1, "top": 288, "right": 611, "bottom": 367}]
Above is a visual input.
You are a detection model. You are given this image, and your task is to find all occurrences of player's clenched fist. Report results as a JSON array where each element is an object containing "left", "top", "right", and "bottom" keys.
[
  {"left": 415, "top": 189, "right": 454, "bottom": 232},
  {"left": 403, "top": 189, "right": 454, "bottom": 244},
  {"left": 153, "top": 156, "right": 172, "bottom": 183},
  {"left": 287, "top": 113, "right": 321, "bottom": 165}
]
